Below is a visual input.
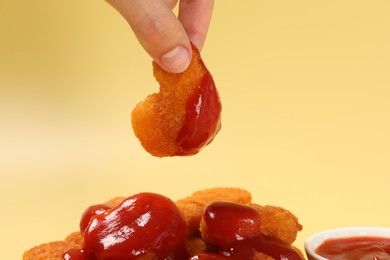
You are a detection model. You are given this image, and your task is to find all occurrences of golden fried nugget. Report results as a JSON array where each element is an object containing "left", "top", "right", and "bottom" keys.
[
  {"left": 176, "top": 187, "right": 252, "bottom": 235},
  {"left": 23, "top": 241, "right": 75, "bottom": 260},
  {"left": 64, "top": 232, "right": 83, "bottom": 248},
  {"left": 132, "top": 44, "right": 221, "bottom": 157},
  {"left": 104, "top": 196, "right": 126, "bottom": 208},
  {"left": 199, "top": 214, "right": 211, "bottom": 244},
  {"left": 176, "top": 198, "right": 207, "bottom": 235},
  {"left": 258, "top": 205, "right": 303, "bottom": 245},
  {"left": 249, "top": 203, "right": 265, "bottom": 212},
  {"left": 199, "top": 201, "right": 302, "bottom": 253},
  {"left": 24, "top": 188, "right": 303, "bottom": 260},
  {"left": 190, "top": 187, "right": 252, "bottom": 204}
]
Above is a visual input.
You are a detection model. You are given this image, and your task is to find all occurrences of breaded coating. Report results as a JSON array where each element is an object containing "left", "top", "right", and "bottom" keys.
[
  {"left": 190, "top": 187, "right": 252, "bottom": 204},
  {"left": 131, "top": 44, "right": 205, "bottom": 157},
  {"left": 23, "top": 188, "right": 304, "bottom": 260},
  {"left": 104, "top": 196, "right": 125, "bottom": 208},
  {"left": 176, "top": 198, "right": 207, "bottom": 235},
  {"left": 64, "top": 232, "right": 83, "bottom": 248},
  {"left": 249, "top": 203, "right": 265, "bottom": 212},
  {"left": 176, "top": 187, "right": 252, "bottom": 235},
  {"left": 23, "top": 241, "right": 76, "bottom": 260},
  {"left": 258, "top": 205, "right": 302, "bottom": 245}
]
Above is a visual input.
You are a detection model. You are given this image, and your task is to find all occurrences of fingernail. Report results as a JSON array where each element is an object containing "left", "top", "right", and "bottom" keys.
[{"left": 160, "top": 46, "right": 190, "bottom": 73}]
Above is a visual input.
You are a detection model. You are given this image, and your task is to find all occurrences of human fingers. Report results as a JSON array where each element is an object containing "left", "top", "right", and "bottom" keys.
[
  {"left": 106, "top": 0, "right": 192, "bottom": 73},
  {"left": 162, "top": 0, "right": 178, "bottom": 10},
  {"left": 178, "top": 0, "right": 215, "bottom": 51}
]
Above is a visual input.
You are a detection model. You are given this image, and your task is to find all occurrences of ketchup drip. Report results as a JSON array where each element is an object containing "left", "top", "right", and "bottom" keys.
[{"left": 177, "top": 70, "right": 222, "bottom": 155}]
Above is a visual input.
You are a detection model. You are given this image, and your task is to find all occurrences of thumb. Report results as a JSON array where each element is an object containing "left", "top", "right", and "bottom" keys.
[{"left": 106, "top": 0, "right": 192, "bottom": 73}]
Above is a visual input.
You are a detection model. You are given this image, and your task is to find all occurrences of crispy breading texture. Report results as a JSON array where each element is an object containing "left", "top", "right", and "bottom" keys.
[
  {"left": 23, "top": 241, "right": 77, "bottom": 260},
  {"left": 258, "top": 205, "right": 303, "bottom": 245},
  {"left": 131, "top": 44, "right": 204, "bottom": 157},
  {"left": 103, "top": 196, "right": 126, "bottom": 208},
  {"left": 248, "top": 203, "right": 302, "bottom": 244},
  {"left": 176, "top": 197, "right": 207, "bottom": 236},
  {"left": 176, "top": 187, "right": 252, "bottom": 235},
  {"left": 23, "top": 188, "right": 304, "bottom": 260},
  {"left": 64, "top": 232, "right": 83, "bottom": 248},
  {"left": 190, "top": 187, "right": 252, "bottom": 204}
]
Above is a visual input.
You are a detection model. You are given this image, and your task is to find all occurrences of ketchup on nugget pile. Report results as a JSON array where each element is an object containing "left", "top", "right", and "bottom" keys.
[{"left": 63, "top": 194, "right": 302, "bottom": 260}]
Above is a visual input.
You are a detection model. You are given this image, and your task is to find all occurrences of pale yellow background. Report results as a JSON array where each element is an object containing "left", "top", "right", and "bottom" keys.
[{"left": 1, "top": 1, "right": 390, "bottom": 259}]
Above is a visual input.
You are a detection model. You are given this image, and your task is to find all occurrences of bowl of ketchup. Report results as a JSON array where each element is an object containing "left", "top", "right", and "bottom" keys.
[{"left": 304, "top": 227, "right": 390, "bottom": 260}]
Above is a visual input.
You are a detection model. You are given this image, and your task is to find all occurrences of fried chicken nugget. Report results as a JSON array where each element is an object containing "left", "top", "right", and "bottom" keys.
[
  {"left": 64, "top": 232, "right": 83, "bottom": 248},
  {"left": 176, "top": 198, "right": 207, "bottom": 236},
  {"left": 190, "top": 187, "right": 252, "bottom": 204},
  {"left": 23, "top": 241, "right": 77, "bottom": 260},
  {"left": 23, "top": 197, "right": 128, "bottom": 260},
  {"left": 23, "top": 188, "right": 303, "bottom": 260},
  {"left": 132, "top": 44, "right": 222, "bottom": 157},
  {"left": 198, "top": 201, "right": 302, "bottom": 248},
  {"left": 257, "top": 205, "right": 303, "bottom": 245},
  {"left": 103, "top": 196, "right": 126, "bottom": 208},
  {"left": 176, "top": 187, "right": 252, "bottom": 235}
]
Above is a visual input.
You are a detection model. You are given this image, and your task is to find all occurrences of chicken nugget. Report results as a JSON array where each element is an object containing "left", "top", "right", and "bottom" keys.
[
  {"left": 190, "top": 187, "right": 252, "bottom": 204},
  {"left": 132, "top": 44, "right": 222, "bottom": 157},
  {"left": 103, "top": 196, "right": 125, "bottom": 208},
  {"left": 23, "top": 241, "right": 75, "bottom": 260},
  {"left": 258, "top": 205, "right": 302, "bottom": 244},
  {"left": 24, "top": 188, "right": 304, "bottom": 260},
  {"left": 64, "top": 231, "right": 83, "bottom": 247},
  {"left": 176, "top": 187, "right": 252, "bottom": 235},
  {"left": 176, "top": 198, "right": 206, "bottom": 235}
]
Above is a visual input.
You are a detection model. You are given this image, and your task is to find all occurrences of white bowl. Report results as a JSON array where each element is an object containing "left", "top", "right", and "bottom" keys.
[{"left": 304, "top": 227, "right": 390, "bottom": 260}]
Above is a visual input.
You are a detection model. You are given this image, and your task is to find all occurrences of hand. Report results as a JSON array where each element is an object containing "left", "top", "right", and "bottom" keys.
[{"left": 105, "top": 0, "right": 214, "bottom": 73}]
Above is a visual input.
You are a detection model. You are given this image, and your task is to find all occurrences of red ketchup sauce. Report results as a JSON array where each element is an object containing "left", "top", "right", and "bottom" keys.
[
  {"left": 177, "top": 69, "right": 222, "bottom": 156},
  {"left": 315, "top": 236, "right": 390, "bottom": 259},
  {"left": 63, "top": 197, "right": 302, "bottom": 260},
  {"left": 63, "top": 193, "right": 188, "bottom": 260},
  {"left": 201, "top": 202, "right": 303, "bottom": 260},
  {"left": 203, "top": 202, "right": 261, "bottom": 249}
]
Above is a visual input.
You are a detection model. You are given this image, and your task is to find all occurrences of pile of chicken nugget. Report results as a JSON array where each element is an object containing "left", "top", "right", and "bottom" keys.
[{"left": 23, "top": 187, "right": 303, "bottom": 260}]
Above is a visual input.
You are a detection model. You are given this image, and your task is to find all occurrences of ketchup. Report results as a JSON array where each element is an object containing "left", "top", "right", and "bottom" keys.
[
  {"left": 177, "top": 69, "right": 222, "bottom": 156},
  {"left": 315, "top": 236, "right": 390, "bottom": 259},
  {"left": 203, "top": 202, "right": 261, "bottom": 249},
  {"left": 64, "top": 193, "right": 188, "bottom": 260},
  {"left": 63, "top": 196, "right": 302, "bottom": 260}
]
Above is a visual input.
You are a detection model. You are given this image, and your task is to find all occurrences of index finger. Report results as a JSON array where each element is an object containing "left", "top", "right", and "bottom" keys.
[{"left": 106, "top": 0, "right": 192, "bottom": 73}]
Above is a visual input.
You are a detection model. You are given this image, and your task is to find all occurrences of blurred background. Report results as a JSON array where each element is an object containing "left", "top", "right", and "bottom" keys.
[{"left": 1, "top": 1, "right": 390, "bottom": 259}]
